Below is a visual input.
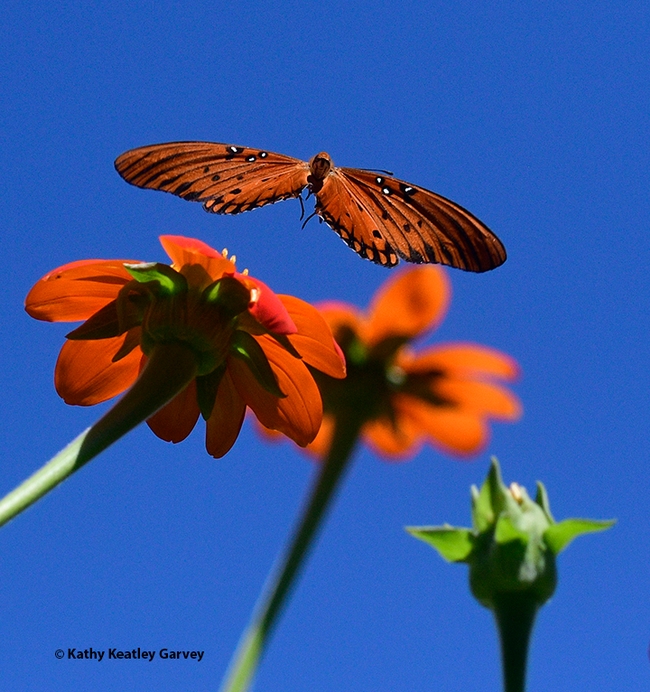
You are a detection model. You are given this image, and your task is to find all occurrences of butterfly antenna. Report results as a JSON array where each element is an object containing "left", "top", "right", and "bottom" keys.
[
  {"left": 301, "top": 210, "right": 319, "bottom": 229},
  {"left": 364, "top": 167, "right": 394, "bottom": 176}
]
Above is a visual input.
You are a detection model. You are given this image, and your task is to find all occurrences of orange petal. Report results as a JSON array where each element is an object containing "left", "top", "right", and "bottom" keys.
[
  {"left": 280, "top": 295, "right": 346, "bottom": 378},
  {"left": 25, "top": 260, "right": 135, "bottom": 322},
  {"left": 363, "top": 417, "right": 423, "bottom": 460},
  {"left": 435, "top": 379, "right": 522, "bottom": 420},
  {"left": 229, "top": 336, "right": 322, "bottom": 446},
  {"left": 365, "top": 266, "right": 450, "bottom": 345},
  {"left": 147, "top": 379, "right": 200, "bottom": 443},
  {"left": 304, "top": 415, "right": 335, "bottom": 458},
  {"left": 54, "top": 334, "right": 142, "bottom": 405},
  {"left": 205, "top": 369, "right": 247, "bottom": 458},
  {"left": 160, "top": 235, "right": 236, "bottom": 280},
  {"left": 395, "top": 395, "right": 487, "bottom": 456},
  {"left": 406, "top": 344, "right": 520, "bottom": 380},
  {"left": 254, "top": 417, "right": 286, "bottom": 443},
  {"left": 315, "top": 300, "right": 371, "bottom": 349},
  {"left": 315, "top": 301, "right": 364, "bottom": 336}
]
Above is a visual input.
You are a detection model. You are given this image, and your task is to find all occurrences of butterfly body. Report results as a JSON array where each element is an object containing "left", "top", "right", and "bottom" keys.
[
  {"left": 307, "top": 152, "right": 334, "bottom": 192},
  {"left": 115, "top": 142, "right": 506, "bottom": 271}
]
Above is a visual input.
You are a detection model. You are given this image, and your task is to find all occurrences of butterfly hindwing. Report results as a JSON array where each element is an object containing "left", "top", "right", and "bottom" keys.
[
  {"left": 331, "top": 167, "right": 506, "bottom": 272},
  {"left": 114, "top": 142, "right": 310, "bottom": 215},
  {"left": 312, "top": 173, "right": 401, "bottom": 267}
]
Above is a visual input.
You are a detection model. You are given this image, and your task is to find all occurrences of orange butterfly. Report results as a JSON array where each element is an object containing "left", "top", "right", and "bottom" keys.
[{"left": 114, "top": 142, "right": 506, "bottom": 272}]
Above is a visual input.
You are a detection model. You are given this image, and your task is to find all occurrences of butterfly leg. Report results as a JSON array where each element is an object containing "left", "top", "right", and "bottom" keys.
[{"left": 301, "top": 209, "right": 319, "bottom": 229}]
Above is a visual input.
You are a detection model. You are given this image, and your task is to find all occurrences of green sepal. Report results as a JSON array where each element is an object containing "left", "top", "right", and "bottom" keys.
[
  {"left": 535, "top": 481, "right": 554, "bottom": 522},
  {"left": 346, "top": 335, "right": 368, "bottom": 367},
  {"left": 368, "top": 334, "right": 409, "bottom": 362},
  {"left": 329, "top": 324, "right": 363, "bottom": 360},
  {"left": 406, "top": 525, "right": 473, "bottom": 562},
  {"left": 111, "top": 328, "right": 142, "bottom": 362},
  {"left": 236, "top": 313, "right": 303, "bottom": 360},
  {"left": 66, "top": 296, "right": 143, "bottom": 341},
  {"left": 471, "top": 458, "right": 507, "bottom": 532},
  {"left": 230, "top": 331, "right": 285, "bottom": 398},
  {"left": 125, "top": 262, "right": 187, "bottom": 295},
  {"left": 196, "top": 364, "right": 227, "bottom": 420},
  {"left": 203, "top": 275, "right": 250, "bottom": 318},
  {"left": 494, "top": 514, "right": 530, "bottom": 545},
  {"left": 66, "top": 300, "right": 123, "bottom": 340},
  {"left": 544, "top": 518, "right": 616, "bottom": 555},
  {"left": 270, "top": 332, "right": 303, "bottom": 359}
]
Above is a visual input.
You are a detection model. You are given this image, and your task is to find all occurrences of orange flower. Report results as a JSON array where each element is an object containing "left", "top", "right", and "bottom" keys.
[
  {"left": 25, "top": 236, "right": 345, "bottom": 458},
  {"left": 289, "top": 265, "right": 521, "bottom": 459}
]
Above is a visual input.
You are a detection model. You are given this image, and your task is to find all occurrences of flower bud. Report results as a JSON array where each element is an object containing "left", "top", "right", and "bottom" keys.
[{"left": 407, "top": 457, "right": 615, "bottom": 609}]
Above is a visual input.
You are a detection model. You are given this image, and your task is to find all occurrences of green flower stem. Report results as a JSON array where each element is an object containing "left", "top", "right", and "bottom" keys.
[
  {"left": 492, "top": 593, "right": 538, "bottom": 692},
  {"left": 0, "top": 342, "right": 198, "bottom": 528},
  {"left": 219, "top": 411, "right": 364, "bottom": 692}
]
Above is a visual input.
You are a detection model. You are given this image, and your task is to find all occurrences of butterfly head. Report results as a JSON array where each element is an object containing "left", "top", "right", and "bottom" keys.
[{"left": 308, "top": 152, "right": 333, "bottom": 181}]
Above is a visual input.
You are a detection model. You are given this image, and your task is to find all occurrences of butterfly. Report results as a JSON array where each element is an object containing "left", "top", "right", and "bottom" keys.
[{"left": 114, "top": 141, "right": 506, "bottom": 271}]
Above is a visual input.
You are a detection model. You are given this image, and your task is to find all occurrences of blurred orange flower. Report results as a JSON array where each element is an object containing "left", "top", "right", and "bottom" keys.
[
  {"left": 26, "top": 236, "right": 345, "bottom": 457},
  {"left": 285, "top": 265, "right": 521, "bottom": 459}
]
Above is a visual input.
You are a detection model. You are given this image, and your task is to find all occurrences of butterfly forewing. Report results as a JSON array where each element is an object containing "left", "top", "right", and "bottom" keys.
[
  {"left": 114, "top": 142, "right": 310, "bottom": 215},
  {"left": 332, "top": 168, "right": 506, "bottom": 272}
]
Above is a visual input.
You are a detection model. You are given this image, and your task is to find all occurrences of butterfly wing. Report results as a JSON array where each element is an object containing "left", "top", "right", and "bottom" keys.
[
  {"left": 314, "top": 167, "right": 506, "bottom": 272},
  {"left": 114, "top": 142, "right": 310, "bottom": 215}
]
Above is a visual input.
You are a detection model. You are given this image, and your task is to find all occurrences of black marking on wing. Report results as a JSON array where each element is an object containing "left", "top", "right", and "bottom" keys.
[{"left": 316, "top": 204, "right": 400, "bottom": 267}]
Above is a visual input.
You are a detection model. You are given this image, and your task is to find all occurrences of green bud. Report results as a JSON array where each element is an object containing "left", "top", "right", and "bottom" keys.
[
  {"left": 407, "top": 457, "right": 614, "bottom": 692},
  {"left": 407, "top": 457, "right": 615, "bottom": 609}
]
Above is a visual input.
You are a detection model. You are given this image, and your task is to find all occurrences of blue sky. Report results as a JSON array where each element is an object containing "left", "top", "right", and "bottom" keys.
[{"left": 1, "top": 1, "right": 648, "bottom": 689}]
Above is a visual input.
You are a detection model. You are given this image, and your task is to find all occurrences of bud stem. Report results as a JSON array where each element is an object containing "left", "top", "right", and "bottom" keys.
[{"left": 492, "top": 592, "right": 538, "bottom": 692}]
